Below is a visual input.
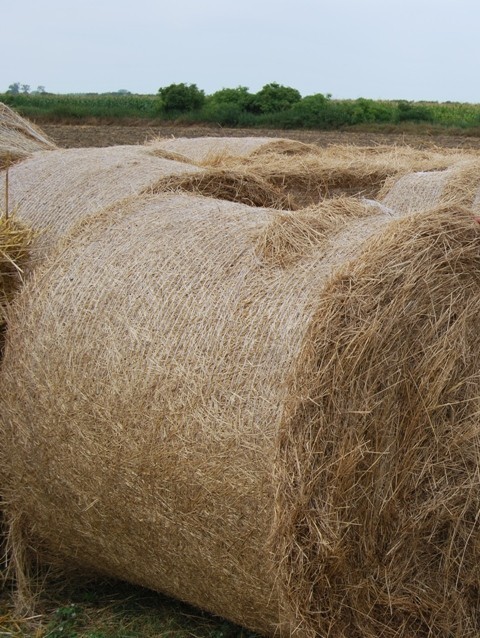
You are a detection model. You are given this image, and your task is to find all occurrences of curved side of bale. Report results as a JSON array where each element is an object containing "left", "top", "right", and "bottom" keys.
[
  {"left": 0, "top": 145, "right": 199, "bottom": 260},
  {"left": 381, "top": 161, "right": 480, "bottom": 213},
  {"left": 202, "top": 145, "right": 477, "bottom": 208},
  {"left": 0, "top": 194, "right": 405, "bottom": 633},
  {"left": 380, "top": 170, "right": 449, "bottom": 212},
  {"left": 255, "top": 197, "right": 387, "bottom": 267},
  {"left": 443, "top": 160, "right": 480, "bottom": 208},
  {"left": 0, "top": 103, "right": 56, "bottom": 169},
  {"left": 0, "top": 215, "right": 35, "bottom": 355},
  {"left": 250, "top": 139, "right": 319, "bottom": 157},
  {"left": 274, "top": 206, "right": 480, "bottom": 637},
  {"left": 147, "top": 136, "right": 284, "bottom": 165},
  {"left": 149, "top": 168, "right": 298, "bottom": 210}
]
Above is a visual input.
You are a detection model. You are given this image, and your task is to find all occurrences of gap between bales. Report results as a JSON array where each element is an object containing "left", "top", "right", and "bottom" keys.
[{"left": 0, "top": 214, "right": 35, "bottom": 357}]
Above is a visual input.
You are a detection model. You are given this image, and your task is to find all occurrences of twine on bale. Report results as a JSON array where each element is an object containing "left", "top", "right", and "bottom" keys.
[
  {"left": 1, "top": 162, "right": 36, "bottom": 352},
  {"left": 147, "top": 136, "right": 310, "bottom": 164},
  {"left": 1, "top": 194, "right": 480, "bottom": 637}
]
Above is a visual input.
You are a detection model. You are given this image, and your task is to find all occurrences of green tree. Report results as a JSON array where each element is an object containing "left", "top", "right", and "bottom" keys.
[
  {"left": 7, "top": 82, "right": 20, "bottom": 94},
  {"left": 158, "top": 83, "right": 205, "bottom": 113},
  {"left": 202, "top": 86, "right": 256, "bottom": 125},
  {"left": 252, "top": 82, "right": 301, "bottom": 114},
  {"left": 208, "top": 86, "right": 254, "bottom": 110}
]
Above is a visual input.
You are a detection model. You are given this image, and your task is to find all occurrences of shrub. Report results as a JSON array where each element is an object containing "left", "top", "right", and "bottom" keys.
[
  {"left": 252, "top": 82, "right": 301, "bottom": 114},
  {"left": 158, "top": 83, "right": 205, "bottom": 114},
  {"left": 396, "top": 100, "right": 433, "bottom": 123}
]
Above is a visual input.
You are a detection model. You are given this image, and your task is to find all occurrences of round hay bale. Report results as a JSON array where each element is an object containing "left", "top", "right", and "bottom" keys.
[
  {"left": 0, "top": 102, "right": 56, "bottom": 169},
  {"left": 1, "top": 194, "right": 480, "bottom": 637},
  {"left": 0, "top": 214, "right": 35, "bottom": 355},
  {"left": 150, "top": 168, "right": 298, "bottom": 210},
  {"left": 381, "top": 159, "right": 480, "bottom": 213},
  {"left": 0, "top": 145, "right": 200, "bottom": 260},
  {"left": 197, "top": 144, "right": 477, "bottom": 207},
  {"left": 148, "top": 136, "right": 312, "bottom": 165}
]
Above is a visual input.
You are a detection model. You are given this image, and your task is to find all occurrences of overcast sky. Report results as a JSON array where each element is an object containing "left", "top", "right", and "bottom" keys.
[{"left": 1, "top": 0, "right": 478, "bottom": 102}]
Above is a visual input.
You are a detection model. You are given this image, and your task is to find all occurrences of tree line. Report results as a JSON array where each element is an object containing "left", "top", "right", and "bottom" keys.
[{"left": 2, "top": 82, "right": 479, "bottom": 130}]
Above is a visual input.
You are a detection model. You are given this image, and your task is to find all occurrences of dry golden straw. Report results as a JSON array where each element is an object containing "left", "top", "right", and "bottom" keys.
[
  {"left": 0, "top": 145, "right": 200, "bottom": 259},
  {"left": 175, "top": 139, "right": 478, "bottom": 207},
  {"left": 147, "top": 135, "right": 310, "bottom": 163},
  {"left": 1, "top": 193, "right": 479, "bottom": 637},
  {"left": 381, "top": 159, "right": 480, "bottom": 213},
  {"left": 0, "top": 102, "right": 56, "bottom": 169},
  {"left": 149, "top": 168, "right": 298, "bottom": 210},
  {"left": 0, "top": 213, "right": 35, "bottom": 354}
]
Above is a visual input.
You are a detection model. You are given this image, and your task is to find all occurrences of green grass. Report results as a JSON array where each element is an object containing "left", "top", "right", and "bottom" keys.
[
  {"left": 0, "top": 580, "right": 260, "bottom": 638},
  {"left": 0, "top": 94, "right": 162, "bottom": 122},
  {"left": 2, "top": 92, "right": 480, "bottom": 134}
]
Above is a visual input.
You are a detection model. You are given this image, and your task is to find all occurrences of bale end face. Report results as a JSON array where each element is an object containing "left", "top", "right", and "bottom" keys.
[{"left": 274, "top": 206, "right": 480, "bottom": 637}]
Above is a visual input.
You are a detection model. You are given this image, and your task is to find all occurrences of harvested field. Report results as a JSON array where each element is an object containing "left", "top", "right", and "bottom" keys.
[
  {"left": 41, "top": 123, "right": 480, "bottom": 150},
  {"left": 2, "top": 194, "right": 480, "bottom": 637}
]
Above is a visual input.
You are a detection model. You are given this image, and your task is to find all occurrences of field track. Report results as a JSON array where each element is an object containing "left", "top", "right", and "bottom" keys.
[{"left": 42, "top": 124, "right": 480, "bottom": 149}]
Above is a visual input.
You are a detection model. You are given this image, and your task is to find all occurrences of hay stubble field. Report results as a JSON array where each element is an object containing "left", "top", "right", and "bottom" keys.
[{"left": 42, "top": 123, "right": 480, "bottom": 150}]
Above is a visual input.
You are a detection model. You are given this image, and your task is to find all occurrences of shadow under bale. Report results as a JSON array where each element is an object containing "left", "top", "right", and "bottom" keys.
[{"left": 0, "top": 214, "right": 35, "bottom": 357}]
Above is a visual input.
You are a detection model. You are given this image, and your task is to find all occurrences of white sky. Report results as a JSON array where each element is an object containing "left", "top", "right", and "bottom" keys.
[{"left": 1, "top": 0, "right": 479, "bottom": 102}]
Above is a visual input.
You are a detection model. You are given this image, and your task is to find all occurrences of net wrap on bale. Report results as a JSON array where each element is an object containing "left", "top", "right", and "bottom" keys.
[
  {"left": 148, "top": 136, "right": 313, "bottom": 164},
  {"left": 0, "top": 145, "right": 199, "bottom": 259},
  {"left": 381, "top": 159, "right": 480, "bottom": 213},
  {"left": 1, "top": 193, "right": 480, "bottom": 637}
]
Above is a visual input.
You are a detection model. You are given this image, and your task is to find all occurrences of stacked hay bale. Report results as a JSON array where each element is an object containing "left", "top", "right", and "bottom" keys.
[
  {"left": 148, "top": 135, "right": 313, "bottom": 163},
  {"left": 0, "top": 102, "right": 56, "bottom": 169},
  {"left": 381, "top": 159, "right": 480, "bottom": 213},
  {"left": 0, "top": 145, "right": 202, "bottom": 259},
  {"left": 1, "top": 193, "right": 479, "bottom": 637},
  {"left": 152, "top": 137, "right": 477, "bottom": 206},
  {"left": 230, "top": 144, "right": 479, "bottom": 205}
]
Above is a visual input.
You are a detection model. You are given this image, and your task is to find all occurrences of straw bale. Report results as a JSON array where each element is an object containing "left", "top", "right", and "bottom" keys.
[
  {"left": 148, "top": 136, "right": 313, "bottom": 164},
  {"left": 381, "top": 159, "right": 480, "bottom": 213},
  {"left": 197, "top": 143, "right": 478, "bottom": 207},
  {"left": 255, "top": 197, "right": 391, "bottom": 268},
  {"left": 0, "top": 103, "right": 56, "bottom": 169},
  {"left": 2, "top": 194, "right": 480, "bottom": 637},
  {"left": 0, "top": 145, "right": 199, "bottom": 259},
  {"left": 0, "top": 214, "right": 35, "bottom": 354},
  {"left": 149, "top": 168, "right": 298, "bottom": 210}
]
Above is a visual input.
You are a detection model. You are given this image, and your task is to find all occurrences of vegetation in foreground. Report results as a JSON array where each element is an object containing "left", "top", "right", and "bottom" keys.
[
  {"left": 2, "top": 82, "right": 480, "bottom": 134},
  {"left": 0, "top": 578, "right": 260, "bottom": 638}
]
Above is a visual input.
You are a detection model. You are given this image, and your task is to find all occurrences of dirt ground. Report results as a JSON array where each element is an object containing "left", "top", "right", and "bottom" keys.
[{"left": 42, "top": 123, "right": 480, "bottom": 150}]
